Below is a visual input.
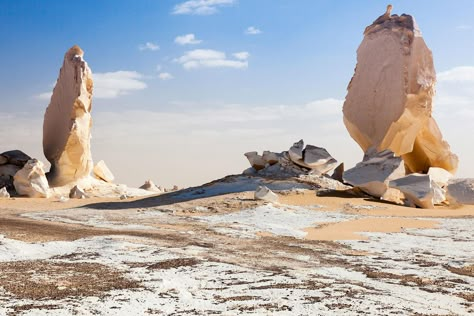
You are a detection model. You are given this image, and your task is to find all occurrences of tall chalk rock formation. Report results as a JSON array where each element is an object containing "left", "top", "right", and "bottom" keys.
[
  {"left": 343, "top": 6, "right": 458, "bottom": 174},
  {"left": 43, "top": 45, "right": 94, "bottom": 187}
]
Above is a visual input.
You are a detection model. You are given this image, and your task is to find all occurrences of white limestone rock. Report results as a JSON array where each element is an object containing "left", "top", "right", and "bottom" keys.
[
  {"left": 428, "top": 167, "right": 453, "bottom": 188},
  {"left": 93, "top": 160, "right": 115, "bottom": 183},
  {"left": 255, "top": 185, "right": 278, "bottom": 203},
  {"left": 431, "top": 181, "right": 446, "bottom": 205},
  {"left": 389, "top": 174, "right": 434, "bottom": 209},
  {"left": 343, "top": 7, "right": 458, "bottom": 174},
  {"left": 288, "top": 140, "right": 304, "bottom": 163},
  {"left": 262, "top": 151, "right": 280, "bottom": 165},
  {"left": 244, "top": 152, "right": 267, "bottom": 171},
  {"left": 43, "top": 45, "right": 94, "bottom": 187},
  {"left": 0, "top": 187, "right": 10, "bottom": 198},
  {"left": 446, "top": 178, "right": 474, "bottom": 205},
  {"left": 140, "top": 180, "right": 162, "bottom": 193},
  {"left": 69, "top": 185, "right": 87, "bottom": 199},
  {"left": 343, "top": 148, "right": 405, "bottom": 198},
  {"left": 289, "top": 140, "right": 338, "bottom": 175},
  {"left": 13, "top": 159, "right": 50, "bottom": 198}
]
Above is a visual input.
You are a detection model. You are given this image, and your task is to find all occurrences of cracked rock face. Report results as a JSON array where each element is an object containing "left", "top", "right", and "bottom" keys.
[
  {"left": 43, "top": 45, "right": 94, "bottom": 187},
  {"left": 343, "top": 10, "right": 458, "bottom": 174}
]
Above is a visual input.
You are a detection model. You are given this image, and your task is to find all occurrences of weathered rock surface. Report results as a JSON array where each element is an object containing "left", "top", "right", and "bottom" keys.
[
  {"left": 244, "top": 152, "right": 267, "bottom": 171},
  {"left": 0, "top": 187, "right": 10, "bottom": 198},
  {"left": 343, "top": 7, "right": 458, "bottom": 174},
  {"left": 446, "top": 178, "right": 474, "bottom": 205},
  {"left": 93, "top": 160, "right": 114, "bottom": 183},
  {"left": 288, "top": 140, "right": 338, "bottom": 175},
  {"left": 13, "top": 159, "right": 50, "bottom": 198},
  {"left": 0, "top": 164, "right": 21, "bottom": 177},
  {"left": 331, "top": 163, "right": 344, "bottom": 183},
  {"left": 69, "top": 185, "right": 87, "bottom": 199},
  {"left": 343, "top": 148, "right": 405, "bottom": 198},
  {"left": 140, "top": 180, "right": 162, "bottom": 192},
  {"left": 428, "top": 167, "right": 453, "bottom": 188},
  {"left": 255, "top": 185, "right": 278, "bottom": 202},
  {"left": 43, "top": 45, "right": 94, "bottom": 187},
  {"left": 389, "top": 174, "right": 434, "bottom": 209},
  {"left": 0, "top": 150, "right": 31, "bottom": 167}
]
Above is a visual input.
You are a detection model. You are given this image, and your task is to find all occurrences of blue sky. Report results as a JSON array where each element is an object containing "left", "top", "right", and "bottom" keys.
[{"left": 1, "top": 0, "right": 473, "bottom": 187}]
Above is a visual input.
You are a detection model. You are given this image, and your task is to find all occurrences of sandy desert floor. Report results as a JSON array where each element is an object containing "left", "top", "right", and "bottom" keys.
[{"left": 0, "top": 175, "right": 473, "bottom": 315}]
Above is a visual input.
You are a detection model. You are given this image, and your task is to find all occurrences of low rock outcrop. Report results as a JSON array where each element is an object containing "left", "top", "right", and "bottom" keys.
[
  {"left": 255, "top": 185, "right": 278, "bottom": 202},
  {"left": 343, "top": 148, "right": 405, "bottom": 198},
  {"left": 140, "top": 180, "right": 162, "bottom": 193},
  {"left": 93, "top": 160, "right": 115, "bottom": 183},
  {"left": 388, "top": 174, "right": 435, "bottom": 208},
  {"left": 0, "top": 187, "right": 10, "bottom": 198},
  {"left": 43, "top": 45, "right": 94, "bottom": 187},
  {"left": 69, "top": 185, "right": 87, "bottom": 199},
  {"left": 0, "top": 150, "right": 33, "bottom": 195},
  {"left": 343, "top": 6, "right": 458, "bottom": 174},
  {"left": 244, "top": 140, "right": 338, "bottom": 179},
  {"left": 13, "top": 159, "right": 50, "bottom": 198},
  {"left": 446, "top": 179, "right": 474, "bottom": 205}
]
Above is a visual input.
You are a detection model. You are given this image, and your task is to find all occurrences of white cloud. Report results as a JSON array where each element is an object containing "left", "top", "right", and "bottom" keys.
[
  {"left": 245, "top": 26, "right": 261, "bottom": 35},
  {"left": 456, "top": 25, "right": 472, "bottom": 30},
  {"left": 138, "top": 42, "right": 160, "bottom": 51},
  {"left": 93, "top": 71, "right": 148, "bottom": 98},
  {"left": 175, "top": 33, "right": 202, "bottom": 45},
  {"left": 175, "top": 49, "right": 248, "bottom": 69},
  {"left": 233, "top": 51, "right": 249, "bottom": 60},
  {"left": 158, "top": 72, "right": 174, "bottom": 80},
  {"left": 36, "top": 92, "right": 52, "bottom": 100},
  {"left": 437, "top": 66, "right": 474, "bottom": 82},
  {"left": 172, "top": 0, "right": 235, "bottom": 15}
]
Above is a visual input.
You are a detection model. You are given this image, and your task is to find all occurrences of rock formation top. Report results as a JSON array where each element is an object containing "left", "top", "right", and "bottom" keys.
[
  {"left": 43, "top": 45, "right": 94, "bottom": 186},
  {"left": 343, "top": 5, "right": 458, "bottom": 174}
]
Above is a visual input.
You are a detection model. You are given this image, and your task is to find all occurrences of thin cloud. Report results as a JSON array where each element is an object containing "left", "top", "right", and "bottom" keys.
[
  {"left": 175, "top": 33, "right": 202, "bottom": 45},
  {"left": 245, "top": 26, "right": 261, "bottom": 35},
  {"left": 138, "top": 42, "right": 160, "bottom": 51},
  {"left": 456, "top": 25, "right": 472, "bottom": 30},
  {"left": 158, "top": 72, "right": 174, "bottom": 80},
  {"left": 175, "top": 49, "right": 248, "bottom": 69},
  {"left": 36, "top": 92, "right": 52, "bottom": 100},
  {"left": 233, "top": 51, "right": 249, "bottom": 60},
  {"left": 172, "top": 0, "right": 235, "bottom": 15},
  {"left": 437, "top": 66, "right": 474, "bottom": 82}
]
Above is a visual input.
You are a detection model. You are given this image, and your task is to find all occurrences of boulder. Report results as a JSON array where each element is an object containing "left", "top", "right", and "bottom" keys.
[
  {"left": 0, "top": 164, "right": 21, "bottom": 177},
  {"left": 446, "top": 179, "right": 474, "bottom": 205},
  {"left": 93, "top": 160, "right": 115, "bottom": 183},
  {"left": 0, "top": 187, "right": 9, "bottom": 198},
  {"left": 244, "top": 152, "right": 267, "bottom": 170},
  {"left": 431, "top": 181, "right": 446, "bottom": 205},
  {"left": 13, "top": 159, "right": 50, "bottom": 198},
  {"left": 255, "top": 185, "right": 278, "bottom": 203},
  {"left": 262, "top": 151, "right": 280, "bottom": 165},
  {"left": 69, "top": 185, "right": 87, "bottom": 199},
  {"left": 343, "top": 148, "right": 405, "bottom": 198},
  {"left": 288, "top": 140, "right": 338, "bottom": 175},
  {"left": 331, "top": 163, "right": 344, "bottom": 183},
  {"left": 288, "top": 140, "right": 304, "bottom": 162},
  {"left": 388, "top": 174, "right": 434, "bottom": 209},
  {"left": 428, "top": 167, "right": 453, "bottom": 188},
  {"left": 43, "top": 45, "right": 94, "bottom": 187},
  {"left": 0, "top": 150, "right": 31, "bottom": 167},
  {"left": 343, "top": 6, "right": 458, "bottom": 175},
  {"left": 140, "top": 180, "right": 162, "bottom": 192}
]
